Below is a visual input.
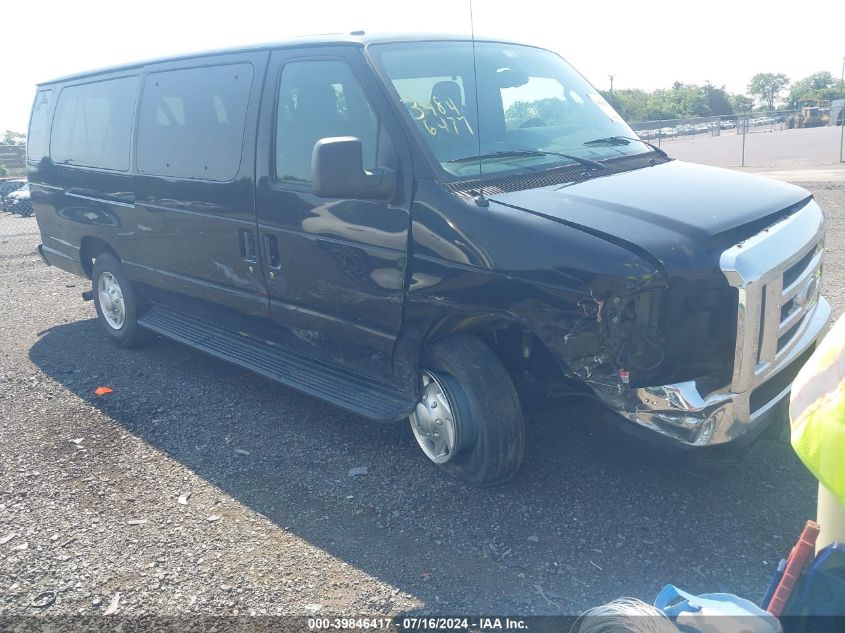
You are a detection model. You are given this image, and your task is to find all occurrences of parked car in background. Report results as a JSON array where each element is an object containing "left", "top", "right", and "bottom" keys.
[
  {"left": 5, "top": 184, "right": 32, "bottom": 216},
  {"left": 0, "top": 178, "right": 26, "bottom": 211}
]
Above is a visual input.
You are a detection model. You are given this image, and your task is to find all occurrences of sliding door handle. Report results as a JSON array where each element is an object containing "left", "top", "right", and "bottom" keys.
[
  {"left": 263, "top": 234, "right": 281, "bottom": 268},
  {"left": 238, "top": 230, "right": 256, "bottom": 262}
]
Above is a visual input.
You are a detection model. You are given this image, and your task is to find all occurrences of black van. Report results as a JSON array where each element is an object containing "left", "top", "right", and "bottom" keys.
[{"left": 28, "top": 33, "right": 830, "bottom": 485}]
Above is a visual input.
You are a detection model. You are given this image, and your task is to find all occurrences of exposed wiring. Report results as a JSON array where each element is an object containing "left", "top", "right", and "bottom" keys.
[{"left": 615, "top": 327, "right": 665, "bottom": 373}]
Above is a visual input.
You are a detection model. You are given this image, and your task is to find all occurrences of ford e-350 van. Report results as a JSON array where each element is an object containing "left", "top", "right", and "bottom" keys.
[{"left": 28, "top": 33, "right": 830, "bottom": 485}]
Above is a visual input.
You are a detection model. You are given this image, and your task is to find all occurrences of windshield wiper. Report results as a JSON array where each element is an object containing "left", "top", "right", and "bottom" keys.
[
  {"left": 583, "top": 136, "right": 668, "bottom": 158},
  {"left": 448, "top": 149, "right": 608, "bottom": 170},
  {"left": 448, "top": 150, "right": 546, "bottom": 163}
]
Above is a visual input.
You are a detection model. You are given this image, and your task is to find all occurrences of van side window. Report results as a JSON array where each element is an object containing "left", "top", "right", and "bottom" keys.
[
  {"left": 275, "top": 60, "right": 379, "bottom": 185},
  {"left": 50, "top": 77, "right": 138, "bottom": 170},
  {"left": 27, "top": 90, "right": 53, "bottom": 162},
  {"left": 136, "top": 64, "right": 254, "bottom": 181}
]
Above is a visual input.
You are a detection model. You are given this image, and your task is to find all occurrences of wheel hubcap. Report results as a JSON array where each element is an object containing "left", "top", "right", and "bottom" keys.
[
  {"left": 410, "top": 371, "right": 458, "bottom": 464},
  {"left": 98, "top": 272, "right": 126, "bottom": 330}
]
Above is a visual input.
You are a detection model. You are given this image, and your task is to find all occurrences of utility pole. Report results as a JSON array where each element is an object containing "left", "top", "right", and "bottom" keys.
[
  {"left": 840, "top": 56, "right": 844, "bottom": 163},
  {"left": 609, "top": 74, "right": 615, "bottom": 95}
]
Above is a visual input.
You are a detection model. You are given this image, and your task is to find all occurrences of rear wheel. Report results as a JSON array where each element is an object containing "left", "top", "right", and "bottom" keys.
[
  {"left": 410, "top": 334, "right": 525, "bottom": 486},
  {"left": 92, "top": 252, "right": 147, "bottom": 348}
]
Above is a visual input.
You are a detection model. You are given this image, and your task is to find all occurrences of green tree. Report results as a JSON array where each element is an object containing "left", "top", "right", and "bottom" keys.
[
  {"left": 600, "top": 89, "right": 651, "bottom": 121},
  {"left": 1, "top": 130, "right": 26, "bottom": 145},
  {"left": 729, "top": 94, "right": 754, "bottom": 114},
  {"left": 747, "top": 73, "right": 789, "bottom": 111},
  {"left": 600, "top": 83, "right": 749, "bottom": 122},
  {"left": 665, "top": 82, "right": 708, "bottom": 117},
  {"left": 504, "top": 100, "right": 533, "bottom": 124},
  {"left": 504, "top": 98, "right": 569, "bottom": 127},
  {"left": 701, "top": 82, "right": 734, "bottom": 116},
  {"left": 787, "top": 71, "right": 842, "bottom": 108}
]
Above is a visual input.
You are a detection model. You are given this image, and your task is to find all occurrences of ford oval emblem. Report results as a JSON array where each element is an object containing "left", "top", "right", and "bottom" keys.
[{"left": 795, "top": 275, "right": 818, "bottom": 308}]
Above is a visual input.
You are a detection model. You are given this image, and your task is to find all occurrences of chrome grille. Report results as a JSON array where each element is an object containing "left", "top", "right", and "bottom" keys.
[
  {"left": 720, "top": 199, "right": 825, "bottom": 395},
  {"left": 777, "top": 247, "right": 823, "bottom": 351}
]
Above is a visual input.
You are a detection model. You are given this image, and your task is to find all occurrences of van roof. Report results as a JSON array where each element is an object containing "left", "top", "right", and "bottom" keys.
[{"left": 37, "top": 32, "right": 529, "bottom": 86}]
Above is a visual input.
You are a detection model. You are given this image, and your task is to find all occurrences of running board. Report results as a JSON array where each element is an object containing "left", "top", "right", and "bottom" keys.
[{"left": 137, "top": 306, "right": 414, "bottom": 422}]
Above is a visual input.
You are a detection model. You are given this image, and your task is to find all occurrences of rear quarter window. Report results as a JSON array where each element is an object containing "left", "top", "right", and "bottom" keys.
[
  {"left": 50, "top": 76, "right": 139, "bottom": 170},
  {"left": 136, "top": 63, "right": 254, "bottom": 181},
  {"left": 27, "top": 89, "right": 53, "bottom": 162}
]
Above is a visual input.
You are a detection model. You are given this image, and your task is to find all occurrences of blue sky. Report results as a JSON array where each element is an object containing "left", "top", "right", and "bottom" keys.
[{"left": 3, "top": 0, "right": 844, "bottom": 132}]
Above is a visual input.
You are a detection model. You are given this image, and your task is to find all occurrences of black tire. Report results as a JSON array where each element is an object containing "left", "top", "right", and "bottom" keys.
[
  {"left": 414, "top": 334, "right": 525, "bottom": 486},
  {"left": 91, "top": 252, "right": 147, "bottom": 348}
]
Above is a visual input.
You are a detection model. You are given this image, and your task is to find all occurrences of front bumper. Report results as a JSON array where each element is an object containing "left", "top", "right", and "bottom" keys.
[
  {"left": 625, "top": 296, "right": 830, "bottom": 446},
  {"left": 618, "top": 198, "right": 830, "bottom": 447}
]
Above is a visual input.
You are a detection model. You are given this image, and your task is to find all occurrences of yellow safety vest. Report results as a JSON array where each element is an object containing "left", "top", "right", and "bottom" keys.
[{"left": 790, "top": 315, "right": 845, "bottom": 505}]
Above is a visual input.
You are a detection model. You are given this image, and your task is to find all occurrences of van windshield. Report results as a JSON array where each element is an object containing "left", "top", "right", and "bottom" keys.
[{"left": 369, "top": 41, "right": 653, "bottom": 179}]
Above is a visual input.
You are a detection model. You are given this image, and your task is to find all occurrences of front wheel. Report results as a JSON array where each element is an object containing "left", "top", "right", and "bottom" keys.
[
  {"left": 92, "top": 252, "right": 147, "bottom": 348},
  {"left": 410, "top": 334, "right": 525, "bottom": 486}
]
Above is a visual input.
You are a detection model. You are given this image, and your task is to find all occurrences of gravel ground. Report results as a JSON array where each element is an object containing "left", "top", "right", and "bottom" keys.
[{"left": 0, "top": 180, "right": 843, "bottom": 620}]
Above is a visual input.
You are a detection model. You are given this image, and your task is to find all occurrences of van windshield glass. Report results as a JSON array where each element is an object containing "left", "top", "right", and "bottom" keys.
[{"left": 369, "top": 42, "right": 652, "bottom": 178}]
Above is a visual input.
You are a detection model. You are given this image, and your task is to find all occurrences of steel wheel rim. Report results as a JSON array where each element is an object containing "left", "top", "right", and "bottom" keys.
[
  {"left": 98, "top": 272, "right": 126, "bottom": 330},
  {"left": 410, "top": 371, "right": 458, "bottom": 464}
]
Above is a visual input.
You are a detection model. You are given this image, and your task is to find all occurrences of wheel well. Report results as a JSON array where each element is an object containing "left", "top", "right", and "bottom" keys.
[
  {"left": 79, "top": 237, "right": 118, "bottom": 278},
  {"left": 424, "top": 317, "right": 571, "bottom": 392}
]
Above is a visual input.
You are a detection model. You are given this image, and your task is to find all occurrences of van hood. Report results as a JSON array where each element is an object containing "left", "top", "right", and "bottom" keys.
[{"left": 488, "top": 160, "right": 811, "bottom": 274}]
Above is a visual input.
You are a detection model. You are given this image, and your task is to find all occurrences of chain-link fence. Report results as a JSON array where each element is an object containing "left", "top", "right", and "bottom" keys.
[
  {"left": 1, "top": 171, "right": 34, "bottom": 253},
  {"left": 1, "top": 176, "right": 38, "bottom": 278},
  {"left": 1, "top": 143, "right": 31, "bottom": 239},
  {"left": 0, "top": 144, "right": 26, "bottom": 177},
  {"left": 631, "top": 109, "right": 845, "bottom": 169}
]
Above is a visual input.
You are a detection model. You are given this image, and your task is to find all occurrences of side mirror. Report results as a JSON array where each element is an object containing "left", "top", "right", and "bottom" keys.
[{"left": 311, "top": 136, "right": 395, "bottom": 201}]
